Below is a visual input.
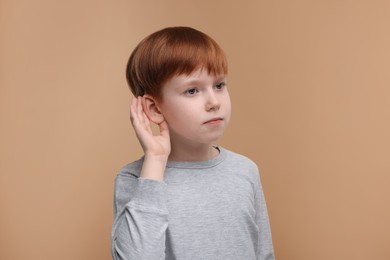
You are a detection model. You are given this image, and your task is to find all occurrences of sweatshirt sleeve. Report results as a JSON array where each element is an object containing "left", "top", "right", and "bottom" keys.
[
  {"left": 111, "top": 176, "right": 168, "bottom": 260},
  {"left": 254, "top": 171, "right": 275, "bottom": 260}
]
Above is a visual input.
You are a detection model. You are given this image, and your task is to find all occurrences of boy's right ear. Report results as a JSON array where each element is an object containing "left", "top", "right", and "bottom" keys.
[{"left": 141, "top": 95, "right": 165, "bottom": 124}]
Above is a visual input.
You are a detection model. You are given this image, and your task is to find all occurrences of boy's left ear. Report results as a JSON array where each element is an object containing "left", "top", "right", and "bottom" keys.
[{"left": 141, "top": 95, "right": 165, "bottom": 124}]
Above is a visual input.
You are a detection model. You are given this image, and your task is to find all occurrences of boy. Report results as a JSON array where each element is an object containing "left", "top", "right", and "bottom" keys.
[{"left": 111, "top": 26, "right": 275, "bottom": 260}]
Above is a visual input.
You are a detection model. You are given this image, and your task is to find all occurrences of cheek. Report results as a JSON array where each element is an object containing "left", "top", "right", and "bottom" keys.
[
  {"left": 224, "top": 95, "right": 232, "bottom": 115},
  {"left": 163, "top": 107, "right": 195, "bottom": 128}
]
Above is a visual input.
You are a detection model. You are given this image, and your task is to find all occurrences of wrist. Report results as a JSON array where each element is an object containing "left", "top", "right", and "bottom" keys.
[
  {"left": 140, "top": 154, "right": 168, "bottom": 181},
  {"left": 144, "top": 153, "right": 169, "bottom": 164}
]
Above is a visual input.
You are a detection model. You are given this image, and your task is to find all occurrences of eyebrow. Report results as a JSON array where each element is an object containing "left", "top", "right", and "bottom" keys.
[
  {"left": 181, "top": 79, "right": 203, "bottom": 86},
  {"left": 182, "top": 75, "right": 227, "bottom": 84}
]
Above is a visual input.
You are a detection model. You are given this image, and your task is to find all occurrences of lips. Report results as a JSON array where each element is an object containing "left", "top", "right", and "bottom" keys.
[{"left": 204, "top": 117, "right": 223, "bottom": 124}]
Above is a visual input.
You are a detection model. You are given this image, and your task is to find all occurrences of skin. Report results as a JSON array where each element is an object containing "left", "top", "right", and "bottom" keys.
[{"left": 130, "top": 68, "right": 231, "bottom": 181}]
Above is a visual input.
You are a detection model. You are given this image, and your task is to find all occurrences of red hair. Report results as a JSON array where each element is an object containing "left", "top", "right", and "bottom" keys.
[{"left": 126, "top": 26, "right": 228, "bottom": 98}]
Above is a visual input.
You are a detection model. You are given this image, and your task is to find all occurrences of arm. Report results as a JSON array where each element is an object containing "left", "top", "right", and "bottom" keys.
[
  {"left": 111, "top": 97, "right": 171, "bottom": 259},
  {"left": 111, "top": 177, "right": 168, "bottom": 260},
  {"left": 254, "top": 172, "right": 275, "bottom": 260}
]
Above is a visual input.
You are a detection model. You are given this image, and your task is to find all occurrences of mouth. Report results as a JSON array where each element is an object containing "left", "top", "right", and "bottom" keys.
[{"left": 204, "top": 117, "right": 223, "bottom": 125}]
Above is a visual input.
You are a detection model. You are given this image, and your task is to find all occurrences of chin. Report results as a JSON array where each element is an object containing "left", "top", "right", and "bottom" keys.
[{"left": 200, "top": 134, "right": 224, "bottom": 144}]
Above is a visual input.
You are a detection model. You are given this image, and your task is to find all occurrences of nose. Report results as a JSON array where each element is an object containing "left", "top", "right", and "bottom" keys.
[{"left": 205, "top": 91, "right": 220, "bottom": 112}]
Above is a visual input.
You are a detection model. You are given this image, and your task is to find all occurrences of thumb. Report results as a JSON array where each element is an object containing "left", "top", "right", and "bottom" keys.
[{"left": 158, "top": 120, "right": 170, "bottom": 138}]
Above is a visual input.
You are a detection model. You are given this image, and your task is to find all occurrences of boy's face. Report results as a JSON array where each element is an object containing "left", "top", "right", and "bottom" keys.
[{"left": 157, "top": 68, "right": 231, "bottom": 146}]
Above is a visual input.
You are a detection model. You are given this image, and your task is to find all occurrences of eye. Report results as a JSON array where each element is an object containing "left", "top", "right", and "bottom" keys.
[
  {"left": 215, "top": 82, "right": 226, "bottom": 90},
  {"left": 185, "top": 88, "right": 199, "bottom": 96}
]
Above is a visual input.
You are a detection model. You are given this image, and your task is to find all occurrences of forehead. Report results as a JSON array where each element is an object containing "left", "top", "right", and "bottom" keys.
[{"left": 166, "top": 68, "right": 226, "bottom": 88}]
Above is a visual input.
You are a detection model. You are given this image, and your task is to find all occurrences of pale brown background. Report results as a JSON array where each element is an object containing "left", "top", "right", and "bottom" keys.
[{"left": 1, "top": 0, "right": 390, "bottom": 259}]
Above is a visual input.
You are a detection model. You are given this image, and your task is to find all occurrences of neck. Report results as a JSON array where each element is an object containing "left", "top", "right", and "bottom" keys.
[{"left": 168, "top": 141, "right": 219, "bottom": 162}]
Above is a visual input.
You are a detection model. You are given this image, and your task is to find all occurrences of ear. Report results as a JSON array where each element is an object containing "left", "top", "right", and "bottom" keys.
[{"left": 141, "top": 95, "right": 165, "bottom": 125}]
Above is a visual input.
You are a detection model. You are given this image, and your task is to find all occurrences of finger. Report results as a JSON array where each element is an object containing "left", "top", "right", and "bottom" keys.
[
  {"left": 140, "top": 100, "right": 151, "bottom": 127},
  {"left": 134, "top": 96, "right": 153, "bottom": 134},
  {"left": 130, "top": 97, "right": 135, "bottom": 121},
  {"left": 138, "top": 96, "right": 153, "bottom": 131},
  {"left": 130, "top": 97, "right": 139, "bottom": 125},
  {"left": 136, "top": 96, "right": 145, "bottom": 125},
  {"left": 131, "top": 97, "right": 145, "bottom": 131}
]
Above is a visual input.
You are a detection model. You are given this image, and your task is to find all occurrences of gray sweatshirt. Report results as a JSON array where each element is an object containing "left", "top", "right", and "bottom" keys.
[{"left": 111, "top": 147, "right": 275, "bottom": 260}]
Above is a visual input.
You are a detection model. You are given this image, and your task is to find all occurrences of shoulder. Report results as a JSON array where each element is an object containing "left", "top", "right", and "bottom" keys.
[
  {"left": 219, "top": 147, "right": 264, "bottom": 194},
  {"left": 221, "top": 147, "right": 259, "bottom": 172},
  {"left": 116, "top": 157, "right": 144, "bottom": 180},
  {"left": 113, "top": 158, "right": 144, "bottom": 214},
  {"left": 114, "top": 158, "right": 143, "bottom": 195},
  {"left": 219, "top": 147, "right": 260, "bottom": 182}
]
